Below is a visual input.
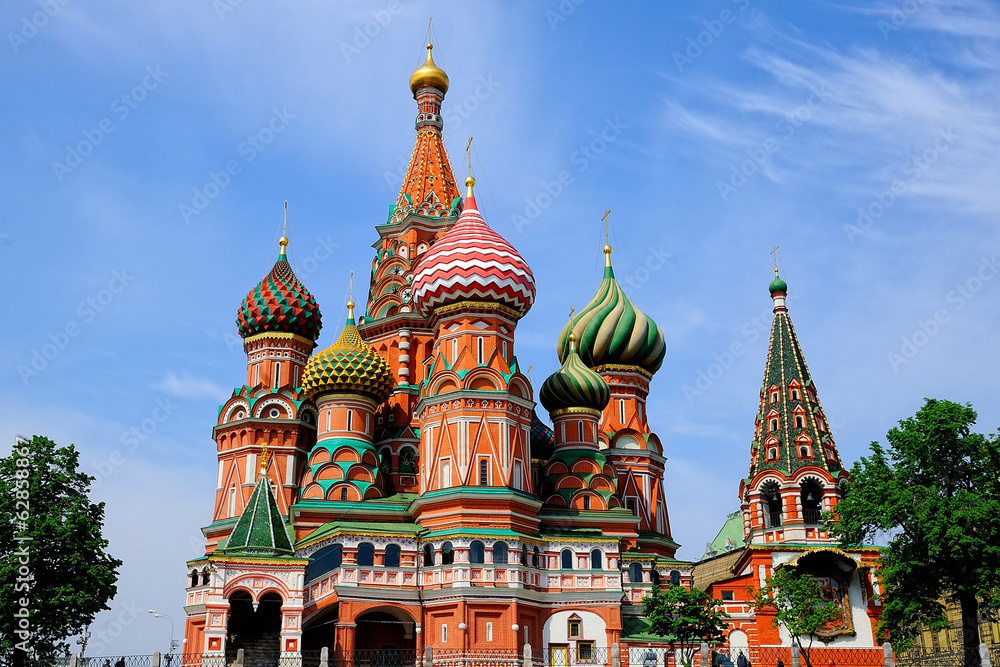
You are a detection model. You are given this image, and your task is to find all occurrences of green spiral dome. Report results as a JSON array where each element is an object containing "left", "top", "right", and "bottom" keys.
[
  {"left": 557, "top": 247, "right": 666, "bottom": 374},
  {"left": 540, "top": 335, "right": 611, "bottom": 414},
  {"left": 301, "top": 303, "right": 394, "bottom": 404}
]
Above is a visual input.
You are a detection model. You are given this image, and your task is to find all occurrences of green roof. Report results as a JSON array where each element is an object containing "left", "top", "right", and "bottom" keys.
[
  {"left": 702, "top": 510, "right": 745, "bottom": 559},
  {"left": 222, "top": 473, "right": 293, "bottom": 557}
]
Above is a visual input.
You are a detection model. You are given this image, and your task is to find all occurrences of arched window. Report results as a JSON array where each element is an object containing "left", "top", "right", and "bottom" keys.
[
  {"left": 423, "top": 544, "right": 435, "bottom": 566},
  {"left": 441, "top": 542, "right": 454, "bottom": 565},
  {"left": 561, "top": 549, "right": 573, "bottom": 570},
  {"left": 201, "top": 569, "right": 210, "bottom": 586},
  {"left": 670, "top": 570, "right": 681, "bottom": 586},
  {"left": 340, "top": 487, "right": 348, "bottom": 501},
  {"left": 583, "top": 495, "right": 591, "bottom": 510},
  {"left": 357, "top": 543, "right": 375, "bottom": 567},
  {"left": 305, "top": 544, "right": 342, "bottom": 582},
  {"left": 385, "top": 544, "right": 401, "bottom": 568},
  {"left": 801, "top": 480, "right": 823, "bottom": 524},
  {"left": 479, "top": 458, "right": 488, "bottom": 485},
  {"left": 520, "top": 544, "right": 528, "bottom": 566},
  {"left": 770, "top": 418, "right": 779, "bottom": 432},
  {"left": 470, "top": 541, "right": 485, "bottom": 564},
  {"left": 346, "top": 409, "right": 353, "bottom": 432},
  {"left": 590, "top": 549, "right": 602, "bottom": 570},
  {"left": 190, "top": 571, "right": 199, "bottom": 588},
  {"left": 492, "top": 541, "right": 508, "bottom": 565},
  {"left": 795, "top": 415, "right": 805, "bottom": 429},
  {"left": 762, "top": 481, "right": 783, "bottom": 528},
  {"left": 650, "top": 569, "right": 660, "bottom": 585},
  {"left": 629, "top": 562, "right": 643, "bottom": 583},
  {"left": 532, "top": 547, "right": 540, "bottom": 568}
]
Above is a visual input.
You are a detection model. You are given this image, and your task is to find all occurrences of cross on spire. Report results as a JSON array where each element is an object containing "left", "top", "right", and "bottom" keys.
[
  {"left": 466, "top": 136, "right": 474, "bottom": 179},
  {"left": 771, "top": 245, "right": 780, "bottom": 276}
]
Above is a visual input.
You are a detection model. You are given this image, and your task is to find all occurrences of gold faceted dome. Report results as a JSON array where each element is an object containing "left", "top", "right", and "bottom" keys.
[
  {"left": 301, "top": 302, "right": 394, "bottom": 404},
  {"left": 409, "top": 43, "right": 449, "bottom": 95}
]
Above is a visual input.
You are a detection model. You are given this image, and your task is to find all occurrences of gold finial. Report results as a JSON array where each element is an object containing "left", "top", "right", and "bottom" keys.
[
  {"left": 568, "top": 331, "right": 578, "bottom": 353},
  {"left": 465, "top": 175, "right": 476, "bottom": 199},
  {"left": 601, "top": 210, "right": 613, "bottom": 267},
  {"left": 409, "top": 34, "right": 449, "bottom": 94},
  {"left": 279, "top": 201, "right": 289, "bottom": 254},
  {"left": 259, "top": 442, "right": 270, "bottom": 478},
  {"left": 771, "top": 245, "right": 780, "bottom": 276}
]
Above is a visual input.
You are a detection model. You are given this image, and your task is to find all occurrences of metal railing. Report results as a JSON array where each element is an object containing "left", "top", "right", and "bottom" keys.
[{"left": 533, "top": 646, "right": 611, "bottom": 666}]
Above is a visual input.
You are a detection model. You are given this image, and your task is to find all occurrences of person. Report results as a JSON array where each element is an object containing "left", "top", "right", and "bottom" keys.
[
  {"left": 737, "top": 652, "right": 750, "bottom": 667},
  {"left": 115, "top": 659, "right": 125, "bottom": 667},
  {"left": 777, "top": 659, "right": 784, "bottom": 667}
]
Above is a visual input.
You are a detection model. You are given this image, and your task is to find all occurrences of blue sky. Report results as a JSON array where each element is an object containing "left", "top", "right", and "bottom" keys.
[{"left": 3, "top": 0, "right": 1000, "bottom": 656}]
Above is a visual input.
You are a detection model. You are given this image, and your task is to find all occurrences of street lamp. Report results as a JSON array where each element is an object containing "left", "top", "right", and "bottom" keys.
[{"left": 148, "top": 610, "right": 176, "bottom": 658}]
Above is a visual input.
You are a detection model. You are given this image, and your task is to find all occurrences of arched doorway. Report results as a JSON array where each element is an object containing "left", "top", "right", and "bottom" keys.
[
  {"left": 355, "top": 608, "right": 416, "bottom": 667},
  {"left": 301, "top": 602, "right": 339, "bottom": 653},
  {"left": 227, "top": 591, "right": 282, "bottom": 666}
]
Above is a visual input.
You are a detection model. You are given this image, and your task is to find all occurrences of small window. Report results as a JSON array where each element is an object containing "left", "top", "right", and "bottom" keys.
[
  {"left": 479, "top": 458, "right": 488, "bottom": 485},
  {"left": 442, "top": 542, "right": 454, "bottom": 565},
  {"left": 423, "top": 544, "right": 435, "bottom": 566},
  {"left": 591, "top": 549, "right": 602, "bottom": 570},
  {"left": 619, "top": 399, "right": 626, "bottom": 425},
  {"left": 190, "top": 571, "right": 199, "bottom": 588},
  {"left": 577, "top": 641, "right": 595, "bottom": 662},
  {"left": 767, "top": 447, "right": 778, "bottom": 461},
  {"left": 442, "top": 623, "right": 448, "bottom": 643},
  {"left": 795, "top": 415, "right": 805, "bottom": 429},
  {"left": 561, "top": 549, "right": 573, "bottom": 569},
  {"left": 486, "top": 621, "right": 493, "bottom": 642},
  {"left": 440, "top": 460, "right": 451, "bottom": 487},
  {"left": 274, "top": 362, "right": 281, "bottom": 388},
  {"left": 626, "top": 499, "right": 637, "bottom": 515},
  {"left": 770, "top": 418, "right": 778, "bottom": 432},
  {"left": 357, "top": 543, "right": 375, "bottom": 567},
  {"left": 568, "top": 615, "right": 582, "bottom": 639},
  {"left": 340, "top": 487, "right": 348, "bottom": 501},
  {"left": 770, "top": 391, "right": 779, "bottom": 403},
  {"left": 254, "top": 364, "right": 260, "bottom": 385},
  {"left": 670, "top": 570, "right": 681, "bottom": 586},
  {"left": 532, "top": 547, "right": 540, "bottom": 568},
  {"left": 800, "top": 446, "right": 810, "bottom": 457},
  {"left": 629, "top": 562, "right": 643, "bottom": 583},
  {"left": 384, "top": 544, "right": 401, "bottom": 568},
  {"left": 227, "top": 485, "right": 237, "bottom": 517},
  {"left": 583, "top": 495, "right": 591, "bottom": 510},
  {"left": 503, "top": 340, "right": 508, "bottom": 359},
  {"left": 201, "top": 569, "right": 210, "bottom": 586},
  {"left": 470, "top": 541, "right": 485, "bottom": 564},
  {"left": 451, "top": 338, "right": 458, "bottom": 364},
  {"left": 791, "top": 388, "right": 800, "bottom": 400},
  {"left": 721, "top": 590, "right": 734, "bottom": 601},
  {"left": 477, "top": 337, "right": 484, "bottom": 364}
]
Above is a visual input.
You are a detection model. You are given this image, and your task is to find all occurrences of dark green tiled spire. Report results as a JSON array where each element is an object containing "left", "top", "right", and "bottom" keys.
[
  {"left": 223, "top": 453, "right": 293, "bottom": 557},
  {"left": 749, "top": 273, "right": 842, "bottom": 479}
]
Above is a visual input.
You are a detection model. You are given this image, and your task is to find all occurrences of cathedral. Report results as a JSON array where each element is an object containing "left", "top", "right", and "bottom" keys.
[{"left": 182, "top": 44, "right": 883, "bottom": 662}]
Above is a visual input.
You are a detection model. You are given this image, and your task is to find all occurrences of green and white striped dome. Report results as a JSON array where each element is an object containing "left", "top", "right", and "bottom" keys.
[
  {"left": 557, "top": 246, "right": 666, "bottom": 374},
  {"left": 540, "top": 334, "right": 611, "bottom": 414}
]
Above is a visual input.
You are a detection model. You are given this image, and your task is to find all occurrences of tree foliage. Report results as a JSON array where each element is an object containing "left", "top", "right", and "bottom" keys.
[
  {"left": 643, "top": 584, "right": 729, "bottom": 666},
  {"left": 749, "top": 566, "right": 841, "bottom": 667},
  {"left": 0, "top": 436, "right": 122, "bottom": 666},
  {"left": 829, "top": 399, "right": 1000, "bottom": 654}
]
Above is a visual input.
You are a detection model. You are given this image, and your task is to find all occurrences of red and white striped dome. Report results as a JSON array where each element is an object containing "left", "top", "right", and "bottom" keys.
[{"left": 412, "top": 178, "right": 535, "bottom": 319}]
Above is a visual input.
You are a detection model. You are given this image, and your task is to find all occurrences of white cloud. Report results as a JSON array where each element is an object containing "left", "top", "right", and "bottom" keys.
[{"left": 152, "top": 371, "right": 229, "bottom": 401}]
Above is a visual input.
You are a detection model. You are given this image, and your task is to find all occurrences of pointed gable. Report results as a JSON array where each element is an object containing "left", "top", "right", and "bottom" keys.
[{"left": 223, "top": 463, "right": 294, "bottom": 557}]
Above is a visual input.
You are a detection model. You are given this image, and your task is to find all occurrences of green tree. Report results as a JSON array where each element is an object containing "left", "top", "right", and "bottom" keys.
[
  {"left": 829, "top": 399, "right": 1000, "bottom": 657},
  {"left": 643, "top": 584, "right": 730, "bottom": 667},
  {"left": 0, "top": 436, "right": 122, "bottom": 666},
  {"left": 748, "top": 566, "right": 841, "bottom": 667}
]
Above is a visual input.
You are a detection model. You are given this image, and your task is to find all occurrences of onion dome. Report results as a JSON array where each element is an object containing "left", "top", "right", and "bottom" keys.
[
  {"left": 769, "top": 270, "right": 788, "bottom": 294},
  {"left": 540, "top": 334, "right": 611, "bottom": 415},
  {"left": 237, "top": 236, "right": 322, "bottom": 342},
  {"left": 557, "top": 244, "right": 666, "bottom": 374},
  {"left": 411, "top": 177, "right": 535, "bottom": 319},
  {"left": 301, "top": 301, "right": 394, "bottom": 403},
  {"left": 409, "top": 43, "right": 449, "bottom": 94}
]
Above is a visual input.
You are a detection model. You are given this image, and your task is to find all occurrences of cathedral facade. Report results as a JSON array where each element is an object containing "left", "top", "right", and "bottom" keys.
[
  {"left": 182, "top": 44, "right": 883, "bottom": 662},
  {"left": 183, "top": 45, "right": 684, "bottom": 660}
]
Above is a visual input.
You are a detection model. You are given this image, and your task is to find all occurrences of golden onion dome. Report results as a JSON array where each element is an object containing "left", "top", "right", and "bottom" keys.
[
  {"left": 301, "top": 301, "right": 394, "bottom": 404},
  {"left": 409, "top": 43, "right": 449, "bottom": 95}
]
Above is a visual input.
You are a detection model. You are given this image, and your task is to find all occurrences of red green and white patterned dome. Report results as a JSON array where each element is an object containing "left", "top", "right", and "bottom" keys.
[
  {"left": 411, "top": 177, "right": 535, "bottom": 319},
  {"left": 237, "top": 237, "right": 322, "bottom": 342}
]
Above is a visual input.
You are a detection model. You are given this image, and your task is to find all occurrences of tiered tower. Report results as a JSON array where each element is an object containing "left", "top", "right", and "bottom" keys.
[
  {"left": 558, "top": 244, "right": 676, "bottom": 556},
  {"left": 361, "top": 43, "right": 463, "bottom": 496},
  {"left": 740, "top": 271, "right": 848, "bottom": 544},
  {"left": 409, "top": 175, "right": 538, "bottom": 533}
]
